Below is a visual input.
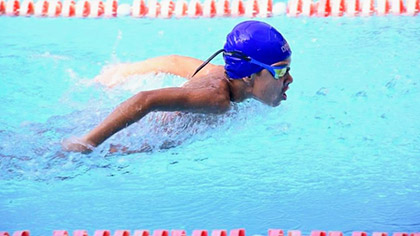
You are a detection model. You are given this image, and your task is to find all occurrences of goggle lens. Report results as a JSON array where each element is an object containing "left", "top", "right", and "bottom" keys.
[{"left": 273, "top": 67, "right": 290, "bottom": 80}]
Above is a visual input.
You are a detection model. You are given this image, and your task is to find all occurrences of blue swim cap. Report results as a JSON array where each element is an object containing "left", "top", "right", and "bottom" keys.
[{"left": 223, "top": 21, "right": 292, "bottom": 79}]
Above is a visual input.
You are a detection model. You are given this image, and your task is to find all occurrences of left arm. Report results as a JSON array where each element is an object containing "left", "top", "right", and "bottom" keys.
[{"left": 62, "top": 86, "right": 230, "bottom": 153}]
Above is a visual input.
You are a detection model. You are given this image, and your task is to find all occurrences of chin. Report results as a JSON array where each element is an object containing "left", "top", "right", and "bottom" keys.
[{"left": 271, "top": 100, "right": 281, "bottom": 107}]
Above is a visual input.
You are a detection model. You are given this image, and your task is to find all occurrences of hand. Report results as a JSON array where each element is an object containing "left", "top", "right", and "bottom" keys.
[
  {"left": 94, "top": 64, "right": 130, "bottom": 87},
  {"left": 61, "top": 137, "right": 95, "bottom": 154}
]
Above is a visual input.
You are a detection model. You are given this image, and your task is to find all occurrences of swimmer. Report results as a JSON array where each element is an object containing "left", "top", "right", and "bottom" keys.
[{"left": 62, "top": 20, "right": 294, "bottom": 153}]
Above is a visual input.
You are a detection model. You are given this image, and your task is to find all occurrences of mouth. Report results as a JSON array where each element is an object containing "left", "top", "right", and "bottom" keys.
[
  {"left": 281, "top": 92, "right": 287, "bottom": 100},
  {"left": 280, "top": 86, "right": 289, "bottom": 101}
]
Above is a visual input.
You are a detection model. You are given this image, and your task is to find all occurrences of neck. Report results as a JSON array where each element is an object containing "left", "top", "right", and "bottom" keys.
[{"left": 226, "top": 76, "right": 252, "bottom": 102}]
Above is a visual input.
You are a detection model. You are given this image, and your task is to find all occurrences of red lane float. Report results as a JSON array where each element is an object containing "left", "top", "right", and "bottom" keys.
[
  {"left": 352, "top": 232, "right": 367, "bottom": 236},
  {"left": 192, "top": 231, "right": 207, "bottom": 236},
  {"left": 1, "top": 0, "right": 7, "bottom": 14},
  {"left": 114, "top": 231, "right": 130, "bottom": 236},
  {"left": 317, "top": 0, "right": 331, "bottom": 16},
  {"left": 94, "top": 231, "right": 111, "bottom": 236},
  {"left": 74, "top": 231, "right": 89, "bottom": 236},
  {"left": 134, "top": 231, "right": 149, "bottom": 236},
  {"left": 211, "top": 231, "right": 226, "bottom": 236},
  {"left": 12, "top": 232, "right": 29, "bottom": 236},
  {"left": 229, "top": 229, "right": 244, "bottom": 236},
  {"left": 310, "top": 232, "right": 327, "bottom": 236},
  {"left": 132, "top": 0, "right": 147, "bottom": 16},
  {"left": 153, "top": 230, "right": 168, "bottom": 236}
]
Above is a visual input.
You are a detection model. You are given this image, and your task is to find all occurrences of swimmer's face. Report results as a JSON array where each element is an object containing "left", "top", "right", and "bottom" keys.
[{"left": 251, "top": 59, "right": 293, "bottom": 107}]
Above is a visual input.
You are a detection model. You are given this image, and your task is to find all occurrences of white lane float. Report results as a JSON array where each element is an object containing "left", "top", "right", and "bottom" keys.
[
  {"left": 19, "top": 0, "right": 34, "bottom": 15},
  {"left": 89, "top": 0, "right": 104, "bottom": 17},
  {"left": 345, "top": 0, "right": 360, "bottom": 15},
  {"left": 187, "top": 0, "right": 202, "bottom": 17},
  {"left": 174, "top": 0, "right": 187, "bottom": 17},
  {"left": 202, "top": 0, "right": 215, "bottom": 17},
  {"left": 0, "top": 0, "right": 419, "bottom": 18},
  {"left": 146, "top": 0, "right": 160, "bottom": 17},
  {"left": 6, "top": 0, "right": 20, "bottom": 15},
  {"left": 34, "top": 0, "right": 49, "bottom": 16},
  {"left": 360, "top": 0, "right": 374, "bottom": 15},
  {"left": 406, "top": 0, "right": 419, "bottom": 15},
  {"left": 272, "top": 1, "right": 286, "bottom": 15},
  {"left": 376, "top": 0, "right": 390, "bottom": 15},
  {"left": 104, "top": 0, "right": 117, "bottom": 16},
  {"left": 230, "top": 0, "right": 244, "bottom": 16},
  {"left": 61, "top": 0, "right": 75, "bottom": 16},
  {"left": 244, "top": 0, "right": 259, "bottom": 17},
  {"left": 390, "top": 0, "right": 405, "bottom": 14},
  {"left": 47, "top": 0, "right": 62, "bottom": 16},
  {"left": 75, "top": 0, "right": 90, "bottom": 17},
  {"left": 257, "top": 0, "right": 272, "bottom": 17},
  {"left": 117, "top": 3, "right": 130, "bottom": 15},
  {"left": 160, "top": 0, "right": 174, "bottom": 17},
  {"left": 331, "top": 0, "right": 345, "bottom": 16},
  {"left": 215, "top": 0, "right": 229, "bottom": 16},
  {"left": 287, "top": 0, "right": 302, "bottom": 16}
]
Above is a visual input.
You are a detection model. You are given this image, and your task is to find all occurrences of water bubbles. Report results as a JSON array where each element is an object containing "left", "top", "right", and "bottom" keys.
[{"left": 316, "top": 87, "right": 329, "bottom": 96}]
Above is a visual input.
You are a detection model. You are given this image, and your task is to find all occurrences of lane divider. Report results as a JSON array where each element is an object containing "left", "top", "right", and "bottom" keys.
[
  {"left": 1, "top": 230, "right": 420, "bottom": 236},
  {"left": 0, "top": 0, "right": 417, "bottom": 16}
]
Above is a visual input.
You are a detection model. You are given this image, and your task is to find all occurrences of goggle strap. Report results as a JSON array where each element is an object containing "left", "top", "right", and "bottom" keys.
[{"left": 191, "top": 49, "right": 225, "bottom": 78}]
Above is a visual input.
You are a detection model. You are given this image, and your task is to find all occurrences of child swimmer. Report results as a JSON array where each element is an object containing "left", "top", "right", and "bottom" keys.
[{"left": 63, "top": 20, "right": 294, "bottom": 153}]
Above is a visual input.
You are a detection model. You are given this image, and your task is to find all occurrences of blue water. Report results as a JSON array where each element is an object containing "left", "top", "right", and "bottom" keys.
[{"left": 1, "top": 16, "right": 420, "bottom": 236}]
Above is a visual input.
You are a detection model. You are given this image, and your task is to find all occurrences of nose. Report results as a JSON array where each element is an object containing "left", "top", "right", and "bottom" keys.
[{"left": 284, "top": 73, "right": 293, "bottom": 86}]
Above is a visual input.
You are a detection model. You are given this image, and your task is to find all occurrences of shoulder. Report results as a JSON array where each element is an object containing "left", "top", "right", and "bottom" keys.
[{"left": 183, "top": 66, "right": 231, "bottom": 113}]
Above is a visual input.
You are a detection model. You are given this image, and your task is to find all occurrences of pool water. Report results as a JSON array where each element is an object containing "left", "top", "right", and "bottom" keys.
[{"left": 1, "top": 16, "right": 420, "bottom": 236}]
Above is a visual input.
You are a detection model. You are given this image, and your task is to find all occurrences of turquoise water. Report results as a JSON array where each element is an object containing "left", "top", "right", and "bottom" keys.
[{"left": 1, "top": 16, "right": 420, "bottom": 235}]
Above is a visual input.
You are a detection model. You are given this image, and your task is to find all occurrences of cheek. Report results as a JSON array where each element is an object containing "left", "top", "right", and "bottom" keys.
[{"left": 261, "top": 81, "right": 282, "bottom": 100}]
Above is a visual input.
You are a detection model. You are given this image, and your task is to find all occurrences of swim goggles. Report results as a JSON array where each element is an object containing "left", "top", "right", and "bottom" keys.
[{"left": 192, "top": 49, "right": 291, "bottom": 80}]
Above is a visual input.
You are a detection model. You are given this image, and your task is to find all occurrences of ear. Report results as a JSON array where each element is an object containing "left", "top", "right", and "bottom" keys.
[{"left": 242, "top": 74, "right": 255, "bottom": 87}]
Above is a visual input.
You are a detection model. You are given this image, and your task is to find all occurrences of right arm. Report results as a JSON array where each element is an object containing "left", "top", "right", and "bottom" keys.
[{"left": 95, "top": 55, "right": 219, "bottom": 87}]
